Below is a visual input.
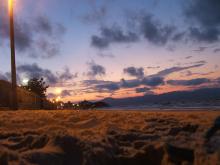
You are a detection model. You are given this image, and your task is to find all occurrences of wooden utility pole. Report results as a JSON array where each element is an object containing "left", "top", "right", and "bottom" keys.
[{"left": 9, "top": 0, "right": 18, "bottom": 110}]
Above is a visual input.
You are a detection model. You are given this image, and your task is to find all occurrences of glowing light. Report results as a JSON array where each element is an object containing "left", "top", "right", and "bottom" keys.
[
  {"left": 8, "top": 0, "right": 13, "bottom": 15},
  {"left": 22, "top": 78, "right": 29, "bottom": 85},
  {"left": 56, "top": 96, "right": 61, "bottom": 102},
  {"left": 55, "top": 88, "right": 62, "bottom": 94}
]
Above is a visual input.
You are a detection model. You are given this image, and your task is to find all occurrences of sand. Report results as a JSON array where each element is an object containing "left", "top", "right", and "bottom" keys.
[{"left": 0, "top": 109, "right": 219, "bottom": 165}]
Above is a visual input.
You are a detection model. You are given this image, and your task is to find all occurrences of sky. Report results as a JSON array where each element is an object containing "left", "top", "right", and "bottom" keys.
[{"left": 0, "top": 0, "right": 220, "bottom": 102}]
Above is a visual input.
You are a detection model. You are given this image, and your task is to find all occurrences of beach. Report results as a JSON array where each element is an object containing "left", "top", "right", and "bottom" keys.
[{"left": 0, "top": 109, "right": 219, "bottom": 165}]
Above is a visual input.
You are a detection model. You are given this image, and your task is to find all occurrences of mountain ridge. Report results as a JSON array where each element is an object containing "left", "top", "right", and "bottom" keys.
[{"left": 102, "top": 87, "right": 220, "bottom": 107}]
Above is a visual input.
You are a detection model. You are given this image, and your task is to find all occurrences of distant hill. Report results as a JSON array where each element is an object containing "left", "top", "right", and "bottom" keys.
[{"left": 102, "top": 88, "right": 220, "bottom": 107}]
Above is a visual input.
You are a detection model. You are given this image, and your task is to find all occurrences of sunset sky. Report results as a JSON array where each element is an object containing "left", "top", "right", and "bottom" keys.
[{"left": 0, "top": 0, "right": 220, "bottom": 102}]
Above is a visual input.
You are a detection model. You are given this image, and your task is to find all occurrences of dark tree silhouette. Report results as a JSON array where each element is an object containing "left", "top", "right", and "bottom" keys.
[
  {"left": 23, "top": 78, "right": 49, "bottom": 98},
  {"left": 22, "top": 78, "right": 49, "bottom": 108}
]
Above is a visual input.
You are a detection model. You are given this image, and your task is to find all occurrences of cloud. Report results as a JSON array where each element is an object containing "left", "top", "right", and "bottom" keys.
[
  {"left": 147, "top": 66, "right": 160, "bottom": 69},
  {"left": 47, "top": 93, "right": 57, "bottom": 99},
  {"left": 142, "top": 77, "right": 164, "bottom": 87},
  {"left": 98, "top": 52, "right": 115, "bottom": 58},
  {"left": 153, "top": 64, "right": 205, "bottom": 78},
  {"left": 189, "top": 27, "right": 219, "bottom": 43},
  {"left": 0, "top": 15, "right": 32, "bottom": 52},
  {"left": 140, "top": 14, "right": 176, "bottom": 45},
  {"left": 185, "top": 0, "right": 220, "bottom": 43},
  {"left": 87, "top": 62, "right": 106, "bottom": 77},
  {"left": 90, "top": 12, "right": 184, "bottom": 49},
  {"left": 61, "top": 90, "right": 72, "bottom": 97},
  {"left": 58, "top": 68, "right": 78, "bottom": 82},
  {"left": 83, "top": 79, "right": 120, "bottom": 92},
  {"left": 47, "top": 89, "right": 73, "bottom": 99},
  {"left": 91, "top": 25, "right": 139, "bottom": 49},
  {"left": 183, "top": 70, "right": 214, "bottom": 77},
  {"left": 16, "top": 63, "right": 76, "bottom": 86},
  {"left": 34, "top": 38, "right": 60, "bottom": 58},
  {"left": 121, "top": 79, "right": 141, "bottom": 88},
  {"left": 214, "top": 48, "right": 220, "bottom": 53},
  {"left": 167, "top": 78, "right": 211, "bottom": 86},
  {"left": 185, "top": 56, "right": 192, "bottom": 59},
  {"left": 192, "top": 47, "right": 208, "bottom": 52},
  {"left": 83, "top": 63, "right": 205, "bottom": 94},
  {"left": 0, "top": 9, "right": 66, "bottom": 58},
  {"left": 95, "top": 82, "right": 120, "bottom": 92},
  {"left": 17, "top": 63, "right": 58, "bottom": 84},
  {"left": 135, "top": 87, "right": 151, "bottom": 93},
  {"left": 89, "top": 1, "right": 220, "bottom": 50},
  {"left": 185, "top": 0, "right": 220, "bottom": 28},
  {"left": 123, "top": 67, "right": 144, "bottom": 79},
  {"left": 34, "top": 16, "right": 53, "bottom": 36},
  {"left": 82, "top": 6, "right": 107, "bottom": 24}
]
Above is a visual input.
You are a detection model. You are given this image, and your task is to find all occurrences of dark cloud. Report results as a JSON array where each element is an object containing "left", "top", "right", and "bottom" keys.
[
  {"left": 47, "top": 93, "right": 57, "bottom": 99},
  {"left": 83, "top": 79, "right": 119, "bottom": 92},
  {"left": 154, "top": 64, "right": 205, "bottom": 77},
  {"left": 14, "top": 22, "right": 33, "bottom": 52},
  {"left": 140, "top": 14, "right": 176, "bottom": 45},
  {"left": 17, "top": 63, "right": 58, "bottom": 84},
  {"left": 16, "top": 63, "right": 75, "bottom": 86},
  {"left": 87, "top": 62, "right": 106, "bottom": 77},
  {"left": 0, "top": 13, "right": 33, "bottom": 52},
  {"left": 142, "top": 77, "right": 164, "bottom": 87},
  {"left": 147, "top": 66, "right": 160, "bottom": 69},
  {"left": 185, "top": 56, "right": 192, "bottom": 59},
  {"left": 83, "top": 63, "right": 205, "bottom": 94},
  {"left": 91, "top": 12, "right": 181, "bottom": 49},
  {"left": 61, "top": 90, "right": 72, "bottom": 97},
  {"left": 167, "top": 78, "right": 211, "bottom": 86},
  {"left": 93, "top": 8, "right": 219, "bottom": 51},
  {"left": 185, "top": 0, "right": 220, "bottom": 28},
  {"left": 47, "top": 89, "right": 73, "bottom": 99},
  {"left": 189, "top": 27, "right": 219, "bottom": 43},
  {"left": 135, "top": 87, "right": 151, "bottom": 93},
  {"left": 91, "top": 25, "right": 139, "bottom": 49},
  {"left": 0, "top": 8, "right": 66, "bottom": 58},
  {"left": 183, "top": 70, "right": 214, "bottom": 77},
  {"left": 58, "top": 68, "right": 78, "bottom": 82},
  {"left": 185, "top": 0, "right": 220, "bottom": 43},
  {"left": 95, "top": 82, "right": 120, "bottom": 92},
  {"left": 192, "top": 61, "right": 207, "bottom": 65},
  {"left": 172, "top": 32, "right": 185, "bottom": 42},
  {"left": 82, "top": 6, "right": 107, "bottom": 24},
  {"left": 35, "top": 38, "right": 60, "bottom": 58},
  {"left": 214, "top": 48, "right": 220, "bottom": 53},
  {"left": 88, "top": 0, "right": 220, "bottom": 49},
  {"left": 192, "top": 46, "right": 208, "bottom": 52},
  {"left": 83, "top": 79, "right": 108, "bottom": 86},
  {"left": 121, "top": 79, "right": 141, "bottom": 88},
  {"left": 34, "top": 16, "right": 53, "bottom": 36},
  {"left": 123, "top": 67, "right": 144, "bottom": 79},
  {"left": 98, "top": 52, "right": 115, "bottom": 58}
]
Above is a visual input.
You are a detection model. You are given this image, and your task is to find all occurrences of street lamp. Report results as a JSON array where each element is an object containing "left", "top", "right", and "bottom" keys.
[{"left": 8, "top": 0, "right": 18, "bottom": 110}]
